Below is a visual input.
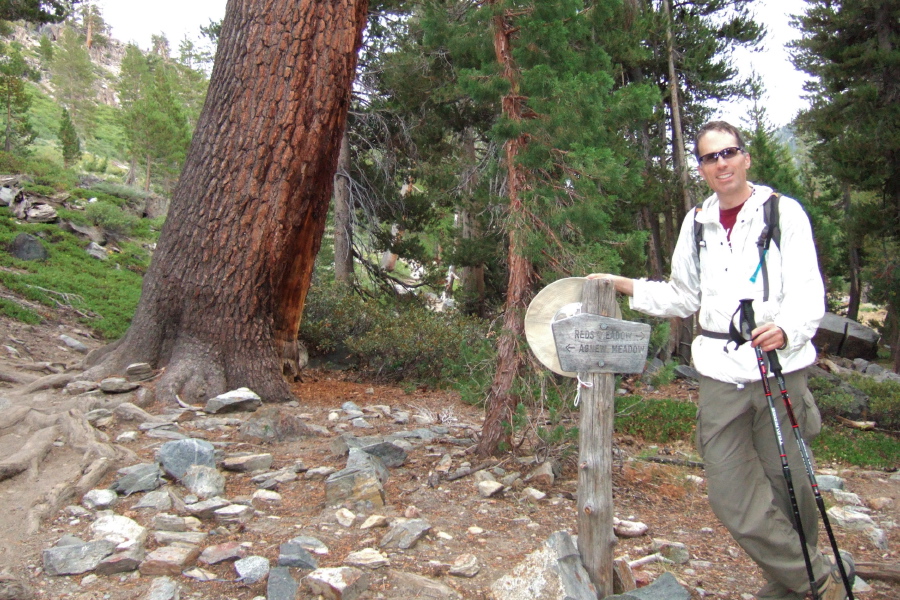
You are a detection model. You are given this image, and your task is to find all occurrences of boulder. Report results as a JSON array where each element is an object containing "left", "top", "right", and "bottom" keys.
[
  {"left": 813, "top": 313, "right": 880, "bottom": 360},
  {"left": 42, "top": 539, "right": 117, "bottom": 576},
  {"left": 603, "top": 572, "right": 690, "bottom": 600},
  {"left": 8, "top": 233, "right": 48, "bottom": 261},
  {"left": 491, "top": 531, "right": 597, "bottom": 600},
  {"left": 156, "top": 438, "right": 217, "bottom": 480}
]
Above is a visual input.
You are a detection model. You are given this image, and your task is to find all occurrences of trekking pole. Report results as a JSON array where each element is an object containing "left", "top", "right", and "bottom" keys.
[
  {"left": 736, "top": 299, "right": 819, "bottom": 600},
  {"left": 765, "top": 347, "right": 855, "bottom": 600}
]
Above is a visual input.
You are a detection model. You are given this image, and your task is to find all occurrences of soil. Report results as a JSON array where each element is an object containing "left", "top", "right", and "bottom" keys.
[{"left": 0, "top": 313, "right": 897, "bottom": 600}]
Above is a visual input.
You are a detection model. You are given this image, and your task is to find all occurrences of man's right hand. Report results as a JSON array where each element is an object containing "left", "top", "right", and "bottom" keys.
[{"left": 585, "top": 273, "right": 634, "bottom": 296}]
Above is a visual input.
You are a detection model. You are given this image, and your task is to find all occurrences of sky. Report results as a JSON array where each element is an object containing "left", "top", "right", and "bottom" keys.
[{"left": 96, "top": 0, "right": 810, "bottom": 128}]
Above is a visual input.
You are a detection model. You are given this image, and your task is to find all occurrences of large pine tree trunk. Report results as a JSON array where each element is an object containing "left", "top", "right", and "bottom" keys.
[
  {"left": 842, "top": 183, "right": 861, "bottom": 321},
  {"left": 83, "top": 0, "right": 369, "bottom": 404},
  {"left": 478, "top": 6, "right": 534, "bottom": 458},
  {"left": 459, "top": 129, "right": 486, "bottom": 316},
  {"left": 333, "top": 130, "right": 354, "bottom": 285}
]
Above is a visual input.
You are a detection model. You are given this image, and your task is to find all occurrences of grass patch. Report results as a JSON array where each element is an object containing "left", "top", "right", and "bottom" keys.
[
  {"left": 0, "top": 212, "right": 144, "bottom": 338},
  {"left": 615, "top": 396, "right": 697, "bottom": 443},
  {"left": 0, "top": 297, "right": 42, "bottom": 324},
  {"left": 810, "top": 425, "right": 899, "bottom": 470}
]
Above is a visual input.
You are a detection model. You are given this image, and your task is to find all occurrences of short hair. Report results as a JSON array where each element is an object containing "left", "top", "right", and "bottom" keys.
[{"left": 694, "top": 121, "right": 746, "bottom": 159}]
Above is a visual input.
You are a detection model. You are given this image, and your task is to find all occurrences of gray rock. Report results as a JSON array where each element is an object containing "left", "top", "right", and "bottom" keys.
[
  {"left": 222, "top": 453, "right": 274, "bottom": 472},
  {"left": 360, "top": 441, "right": 408, "bottom": 468},
  {"left": 126, "top": 362, "right": 155, "bottom": 381},
  {"left": 90, "top": 514, "right": 147, "bottom": 547},
  {"left": 198, "top": 541, "right": 247, "bottom": 565},
  {"left": 325, "top": 449, "right": 389, "bottom": 508},
  {"left": 379, "top": 518, "right": 431, "bottom": 550},
  {"left": 111, "top": 463, "right": 163, "bottom": 496},
  {"left": 65, "top": 380, "right": 100, "bottom": 395},
  {"left": 286, "top": 535, "right": 329, "bottom": 556},
  {"left": 204, "top": 387, "right": 262, "bottom": 414},
  {"left": 673, "top": 365, "right": 700, "bottom": 382},
  {"left": 82, "top": 488, "right": 118, "bottom": 510},
  {"left": 9, "top": 233, "right": 48, "bottom": 261},
  {"left": 141, "top": 576, "right": 180, "bottom": 600},
  {"left": 235, "top": 555, "right": 270, "bottom": 583},
  {"left": 26, "top": 203, "right": 57, "bottom": 223},
  {"left": 306, "top": 567, "right": 370, "bottom": 600},
  {"left": 448, "top": 553, "right": 480, "bottom": 578},
  {"left": 817, "top": 475, "right": 845, "bottom": 492},
  {"left": 278, "top": 542, "right": 318, "bottom": 569},
  {"left": 42, "top": 539, "right": 117, "bottom": 576},
  {"left": 99, "top": 377, "right": 140, "bottom": 393},
  {"left": 344, "top": 548, "right": 389, "bottom": 569},
  {"left": 182, "top": 465, "right": 226, "bottom": 499},
  {"left": 267, "top": 567, "right": 299, "bottom": 600},
  {"left": 603, "top": 572, "right": 690, "bottom": 600},
  {"left": 157, "top": 438, "right": 217, "bottom": 480},
  {"left": 114, "top": 402, "right": 162, "bottom": 424},
  {"left": 133, "top": 490, "right": 172, "bottom": 511},
  {"left": 238, "top": 406, "right": 313, "bottom": 442},
  {"left": 491, "top": 531, "right": 598, "bottom": 600},
  {"left": 651, "top": 539, "right": 690, "bottom": 564},
  {"left": 95, "top": 546, "right": 145, "bottom": 575},
  {"left": 390, "top": 570, "right": 461, "bottom": 599},
  {"left": 185, "top": 496, "right": 231, "bottom": 519},
  {"left": 85, "top": 242, "right": 108, "bottom": 260},
  {"left": 59, "top": 334, "right": 89, "bottom": 353}
]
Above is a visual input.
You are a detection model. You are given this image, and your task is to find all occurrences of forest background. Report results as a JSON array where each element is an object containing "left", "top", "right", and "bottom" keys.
[{"left": 0, "top": 0, "right": 897, "bottom": 460}]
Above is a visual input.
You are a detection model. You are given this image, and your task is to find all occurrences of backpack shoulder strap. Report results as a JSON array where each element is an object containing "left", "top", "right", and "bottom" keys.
[
  {"left": 693, "top": 203, "right": 705, "bottom": 256},
  {"left": 760, "top": 192, "right": 781, "bottom": 251},
  {"left": 752, "top": 192, "right": 781, "bottom": 301}
]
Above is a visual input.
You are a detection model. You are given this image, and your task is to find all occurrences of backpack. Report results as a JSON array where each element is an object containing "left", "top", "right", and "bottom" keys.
[{"left": 693, "top": 192, "right": 781, "bottom": 302}]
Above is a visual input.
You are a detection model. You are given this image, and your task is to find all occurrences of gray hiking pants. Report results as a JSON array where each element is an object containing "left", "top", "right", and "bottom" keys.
[{"left": 697, "top": 369, "right": 829, "bottom": 598}]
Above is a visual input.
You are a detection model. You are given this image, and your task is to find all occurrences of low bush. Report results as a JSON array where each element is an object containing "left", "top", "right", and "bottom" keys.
[
  {"left": 811, "top": 425, "right": 898, "bottom": 470},
  {"left": 845, "top": 374, "right": 900, "bottom": 431},
  {"left": 301, "top": 281, "right": 490, "bottom": 383}
]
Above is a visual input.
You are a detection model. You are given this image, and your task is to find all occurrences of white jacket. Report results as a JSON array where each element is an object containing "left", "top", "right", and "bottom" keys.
[{"left": 630, "top": 185, "right": 824, "bottom": 384}]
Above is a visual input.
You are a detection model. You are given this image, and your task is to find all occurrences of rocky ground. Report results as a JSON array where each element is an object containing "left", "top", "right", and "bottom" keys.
[{"left": 0, "top": 315, "right": 897, "bottom": 600}]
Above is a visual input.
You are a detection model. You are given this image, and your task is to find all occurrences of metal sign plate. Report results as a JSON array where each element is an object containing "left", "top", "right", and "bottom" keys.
[{"left": 551, "top": 314, "right": 651, "bottom": 374}]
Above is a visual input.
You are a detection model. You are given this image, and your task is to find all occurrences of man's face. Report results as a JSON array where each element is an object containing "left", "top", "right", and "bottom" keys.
[{"left": 696, "top": 129, "right": 751, "bottom": 206}]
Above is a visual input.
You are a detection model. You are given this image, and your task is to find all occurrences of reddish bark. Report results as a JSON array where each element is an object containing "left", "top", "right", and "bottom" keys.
[
  {"left": 83, "top": 0, "right": 369, "bottom": 404},
  {"left": 477, "top": 8, "right": 535, "bottom": 458}
]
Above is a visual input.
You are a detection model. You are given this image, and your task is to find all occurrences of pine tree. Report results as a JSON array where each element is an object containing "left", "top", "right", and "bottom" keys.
[
  {"left": 49, "top": 26, "right": 96, "bottom": 134},
  {"left": 58, "top": 107, "right": 80, "bottom": 167},
  {"left": 0, "top": 0, "right": 73, "bottom": 23},
  {"left": 792, "top": 0, "right": 900, "bottom": 369},
  {"left": 0, "top": 42, "right": 37, "bottom": 153}
]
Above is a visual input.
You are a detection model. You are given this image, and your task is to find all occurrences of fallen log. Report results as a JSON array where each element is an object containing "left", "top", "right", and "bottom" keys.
[{"left": 855, "top": 561, "right": 900, "bottom": 584}]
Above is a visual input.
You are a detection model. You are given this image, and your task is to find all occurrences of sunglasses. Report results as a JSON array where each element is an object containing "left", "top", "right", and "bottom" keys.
[{"left": 698, "top": 146, "right": 744, "bottom": 165}]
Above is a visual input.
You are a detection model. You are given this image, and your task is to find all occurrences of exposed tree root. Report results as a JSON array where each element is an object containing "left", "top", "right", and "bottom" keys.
[
  {"left": 0, "top": 425, "right": 58, "bottom": 482},
  {"left": 19, "top": 373, "right": 74, "bottom": 395},
  {"left": 0, "top": 367, "right": 38, "bottom": 385}
]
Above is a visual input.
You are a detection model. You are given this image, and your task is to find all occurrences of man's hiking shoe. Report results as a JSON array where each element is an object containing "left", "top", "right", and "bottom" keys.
[{"left": 814, "top": 551, "right": 855, "bottom": 600}]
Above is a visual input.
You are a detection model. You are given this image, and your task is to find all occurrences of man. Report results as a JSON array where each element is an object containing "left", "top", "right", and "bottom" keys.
[{"left": 589, "top": 121, "right": 849, "bottom": 600}]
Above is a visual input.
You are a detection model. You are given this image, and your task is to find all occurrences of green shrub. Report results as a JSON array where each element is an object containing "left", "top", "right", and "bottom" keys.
[
  {"left": 84, "top": 201, "right": 141, "bottom": 237},
  {"left": 615, "top": 396, "right": 697, "bottom": 443},
  {"left": 650, "top": 361, "right": 678, "bottom": 387},
  {"left": 845, "top": 374, "right": 900, "bottom": 431},
  {"left": 89, "top": 182, "right": 152, "bottom": 205},
  {"left": 808, "top": 376, "right": 856, "bottom": 419}
]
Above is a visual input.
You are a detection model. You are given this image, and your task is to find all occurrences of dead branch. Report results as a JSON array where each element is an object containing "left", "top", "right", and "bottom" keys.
[
  {"left": 627, "top": 553, "right": 674, "bottom": 569},
  {"left": 445, "top": 458, "right": 501, "bottom": 482},
  {"left": 642, "top": 456, "right": 705, "bottom": 469},
  {"left": 836, "top": 416, "right": 876, "bottom": 431},
  {"left": 0, "top": 367, "right": 39, "bottom": 385}
]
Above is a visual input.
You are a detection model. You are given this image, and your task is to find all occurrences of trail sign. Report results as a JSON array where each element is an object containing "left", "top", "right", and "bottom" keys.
[{"left": 551, "top": 314, "right": 650, "bottom": 374}]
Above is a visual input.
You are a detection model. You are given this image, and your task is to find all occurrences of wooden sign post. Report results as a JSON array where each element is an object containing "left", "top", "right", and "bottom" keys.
[{"left": 552, "top": 278, "right": 650, "bottom": 598}]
